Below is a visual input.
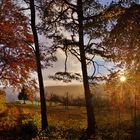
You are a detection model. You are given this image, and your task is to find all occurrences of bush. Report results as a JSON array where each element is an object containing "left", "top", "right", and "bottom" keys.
[{"left": 20, "top": 118, "right": 38, "bottom": 139}]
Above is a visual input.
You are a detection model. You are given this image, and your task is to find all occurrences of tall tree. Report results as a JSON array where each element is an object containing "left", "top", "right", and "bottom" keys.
[
  {"left": 104, "top": 2, "right": 140, "bottom": 86},
  {"left": 29, "top": 0, "right": 48, "bottom": 130},
  {"left": 77, "top": 0, "right": 95, "bottom": 134},
  {"left": 0, "top": 0, "right": 36, "bottom": 87},
  {"left": 40, "top": 0, "right": 111, "bottom": 135}
]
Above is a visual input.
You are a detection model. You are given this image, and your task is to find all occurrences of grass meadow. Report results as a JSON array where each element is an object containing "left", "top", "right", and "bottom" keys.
[{"left": 0, "top": 102, "right": 137, "bottom": 140}]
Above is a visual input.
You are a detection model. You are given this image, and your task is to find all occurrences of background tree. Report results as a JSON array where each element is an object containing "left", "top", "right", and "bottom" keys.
[
  {"left": 73, "top": 96, "right": 85, "bottom": 107},
  {"left": 25, "top": 85, "right": 36, "bottom": 104},
  {"left": 49, "top": 92, "right": 62, "bottom": 105},
  {"left": 63, "top": 92, "right": 69, "bottom": 109},
  {"left": 18, "top": 87, "right": 28, "bottom": 104}
]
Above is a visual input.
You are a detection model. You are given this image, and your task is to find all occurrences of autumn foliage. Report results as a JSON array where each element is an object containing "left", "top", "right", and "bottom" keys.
[{"left": 0, "top": 0, "right": 36, "bottom": 86}]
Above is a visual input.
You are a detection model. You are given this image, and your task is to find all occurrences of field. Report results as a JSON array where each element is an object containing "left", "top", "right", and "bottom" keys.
[{"left": 0, "top": 102, "right": 138, "bottom": 140}]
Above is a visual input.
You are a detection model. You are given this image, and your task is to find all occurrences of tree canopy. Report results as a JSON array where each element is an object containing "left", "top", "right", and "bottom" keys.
[
  {"left": 0, "top": 0, "right": 36, "bottom": 87},
  {"left": 105, "top": 3, "right": 140, "bottom": 66},
  {"left": 104, "top": 2, "right": 140, "bottom": 88}
]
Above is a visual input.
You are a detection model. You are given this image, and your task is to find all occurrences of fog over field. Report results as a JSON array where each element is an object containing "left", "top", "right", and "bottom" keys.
[
  {"left": 3, "top": 85, "right": 84, "bottom": 102},
  {"left": 4, "top": 84, "right": 106, "bottom": 102},
  {"left": 45, "top": 84, "right": 84, "bottom": 98}
]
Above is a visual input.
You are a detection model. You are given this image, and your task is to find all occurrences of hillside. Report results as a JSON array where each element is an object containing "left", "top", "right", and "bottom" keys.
[{"left": 45, "top": 84, "right": 84, "bottom": 98}]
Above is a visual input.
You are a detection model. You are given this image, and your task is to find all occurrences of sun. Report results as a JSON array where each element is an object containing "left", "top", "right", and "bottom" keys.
[{"left": 120, "top": 76, "right": 126, "bottom": 82}]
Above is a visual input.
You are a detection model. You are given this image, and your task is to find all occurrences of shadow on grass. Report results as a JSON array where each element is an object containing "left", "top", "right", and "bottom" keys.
[
  {"left": 0, "top": 106, "right": 38, "bottom": 140},
  {"left": 0, "top": 119, "right": 37, "bottom": 140}
]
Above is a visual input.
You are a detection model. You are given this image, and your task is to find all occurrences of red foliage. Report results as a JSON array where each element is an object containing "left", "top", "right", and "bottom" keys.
[{"left": 0, "top": 0, "right": 36, "bottom": 87}]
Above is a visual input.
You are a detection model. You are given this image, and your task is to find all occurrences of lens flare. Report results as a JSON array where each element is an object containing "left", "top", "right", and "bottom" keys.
[{"left": 120, "top": 76, "right": 126, "bottom": 82}]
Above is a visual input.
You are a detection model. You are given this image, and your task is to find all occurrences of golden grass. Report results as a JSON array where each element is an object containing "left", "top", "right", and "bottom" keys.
[{"left": 0, "top": 103, "right": 134, "bottom": 140}]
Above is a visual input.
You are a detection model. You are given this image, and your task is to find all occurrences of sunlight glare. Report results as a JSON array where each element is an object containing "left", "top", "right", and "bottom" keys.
[{"left": 120, "top": 76, "right": 126, "bottom": 82}]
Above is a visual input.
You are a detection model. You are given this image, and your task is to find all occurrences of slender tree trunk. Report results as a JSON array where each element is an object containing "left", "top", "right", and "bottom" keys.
[
  {"left": 29, "top": 0, "right": 48, "bottom": 130},
  {"left": 77, "top": 0, "right": 96, "bottom": 135}
]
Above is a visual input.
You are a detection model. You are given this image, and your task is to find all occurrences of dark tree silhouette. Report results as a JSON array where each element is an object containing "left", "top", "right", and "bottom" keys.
[
  {"left": 29, "top": 0, "right": 48, "bottom": 130},
  {"left": 49, "top": 93, "right": 61, "bottom": 104},
  {"left": 40, "top": 0, "right": 109, "bottom": 135},
  {"left": 18, "top": 87, "right": 28, "bottom": 104}
]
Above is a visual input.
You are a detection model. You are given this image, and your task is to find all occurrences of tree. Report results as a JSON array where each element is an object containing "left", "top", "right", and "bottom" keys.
[
  {"left": 0, "top": 0, "right": 36, "bottom": 87},
  {"left": 73, "top": 96, "right": 85, "bottom": 107},
  {"left": 17, "top": 0, "right": 57, "bottom": 131},
  {"left": 0, "top": 0, "right": 54, "bottom": 131},
  {"left": 63, "top": 92, "right": 69, "bottom": 109},
  {"left": 18, "top": 87, "right": 28, "bottom": 104},
  {"left": 104, "top": 2, "right": 140, "bottom": 64},
  {"left": 40, "top": 0, "right": 110, "bottom": 135},
  {"left": 104, "top": 2, "right": 140, "bottom": 91},
  {"left": 49, "top": 93, "right": 61, "bottom": 105},
  {"left": 29, "top": 0, "right": 48, "bottom": 131},
  {"left": 25, "top": 85, "right": 36, "bottom": 104}
]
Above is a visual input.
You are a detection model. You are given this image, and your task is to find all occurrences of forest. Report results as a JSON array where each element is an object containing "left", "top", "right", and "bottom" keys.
[{"left": 0, "top": 0, "right": 140, "bottom": 139}]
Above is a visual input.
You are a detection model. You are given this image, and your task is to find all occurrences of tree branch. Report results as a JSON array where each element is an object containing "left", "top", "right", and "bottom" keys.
[{"left": 63, "top": 0, "right": 77, "bottom": 11}]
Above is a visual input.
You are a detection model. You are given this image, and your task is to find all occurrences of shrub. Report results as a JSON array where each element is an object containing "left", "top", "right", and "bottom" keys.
[{"left": 20, "top": 118, "right": 38, "bottom": 139}]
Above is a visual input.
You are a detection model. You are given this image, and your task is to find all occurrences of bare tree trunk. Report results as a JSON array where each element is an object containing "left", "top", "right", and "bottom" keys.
[
  {"left": 77, "top": 0, "right": 96, "bottom": 135},
  {"left": 29, "top": 0, "right": 48, "bottom": 130}
]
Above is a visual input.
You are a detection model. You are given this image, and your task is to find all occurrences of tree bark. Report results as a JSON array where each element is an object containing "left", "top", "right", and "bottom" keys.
[
  {"left": 77, "top": 0, "right": 96, "bottom": 135},
  {"left": 29, "top": 0, "right": 48, "bottom": 130}
]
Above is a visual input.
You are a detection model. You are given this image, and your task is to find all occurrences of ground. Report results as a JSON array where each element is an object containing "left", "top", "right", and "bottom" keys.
[{"left": 0, "top": 102, "right": 138, "bottom": 140}]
